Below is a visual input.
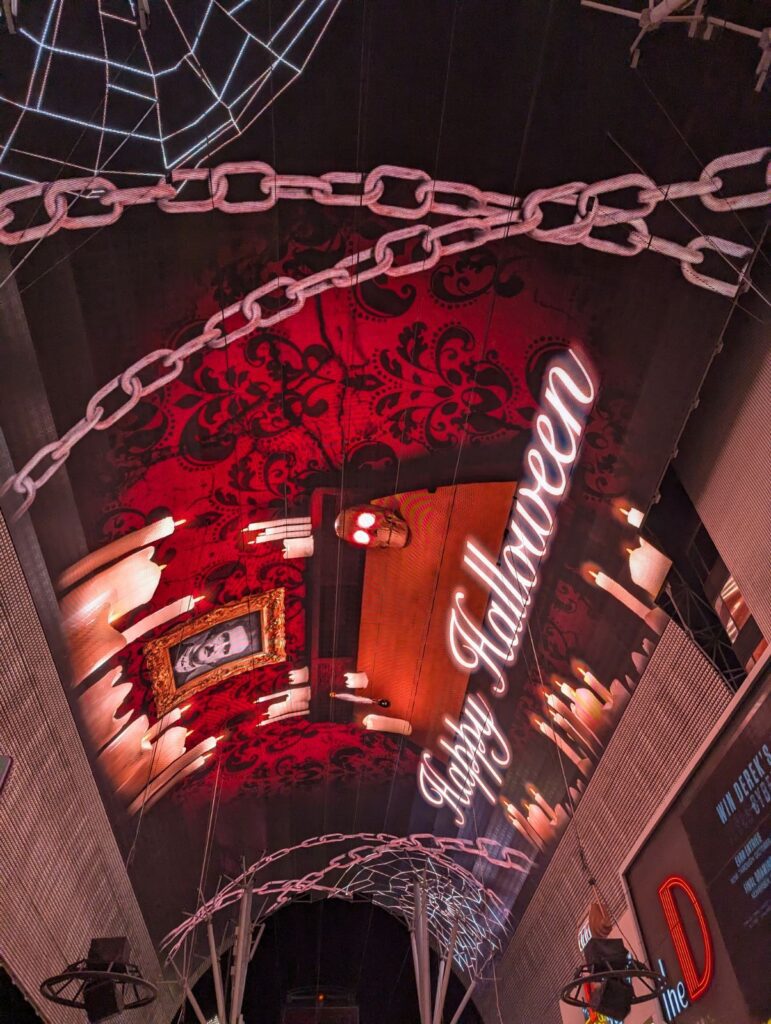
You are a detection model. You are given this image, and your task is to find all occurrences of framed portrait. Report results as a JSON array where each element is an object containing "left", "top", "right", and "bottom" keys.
[{"left": 145, "top": 589, "right": 286, "bottom": 714}]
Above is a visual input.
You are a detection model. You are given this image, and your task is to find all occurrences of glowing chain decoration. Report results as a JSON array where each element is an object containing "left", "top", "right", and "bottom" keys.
[
  {"left": 1, "top": 148, "right": 768, "bottom": 517},
  {"left": 162, "top": 833, "right": 534, "bottom": 975}
]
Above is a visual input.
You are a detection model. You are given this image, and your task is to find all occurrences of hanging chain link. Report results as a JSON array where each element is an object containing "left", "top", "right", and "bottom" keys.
[{"left": 1, "top": 148, "right": 768, "bottom": 516}]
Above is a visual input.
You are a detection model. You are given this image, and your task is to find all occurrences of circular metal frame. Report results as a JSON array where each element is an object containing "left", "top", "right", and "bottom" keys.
[
  {"left": 560, "top": 961, "right": 664, "bottom": 1008},
  {"left": 40, "top": 960, "right": 157, "bottom": 1011}
]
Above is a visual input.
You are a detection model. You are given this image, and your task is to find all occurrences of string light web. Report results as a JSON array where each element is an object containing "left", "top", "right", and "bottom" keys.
[{"left": 0, "top": 0, "right": 342, "bottom": 184}]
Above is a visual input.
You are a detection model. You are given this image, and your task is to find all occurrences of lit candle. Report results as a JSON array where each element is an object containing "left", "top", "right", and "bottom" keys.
[
  {"left": 344, "top": 672, "right": 369, "bottom": 690},
  {"left": 97, "top": 715, "right": 151, "bottom": 783},
  {"left": 126, "top": 737, "right": 217, "bottom": 816},
  {"left": 627, "top": 538, "right": 672, "bottom": 597},
  {"left": 282, "top": 536, "right": 315, "bottom": 559},
  {"left": 551, "top": 712, "right": 599, "bottom": 762},
  {"left": 592, "top": 570, "right": 653, "bottom": 622},
  {"left": 142, "top": 707, "right": 184, "bottom": 748},
  {"left": 534, "top": 717, "right": 593, "bottom": 778},
  {"left": 523, "top": 801, "right": 555, "bottom": 843},
  {"left": 545, "top": 692, "right": 603, "bottom": 755},
  {"left": 559, "top": 683, "right": 606, "bottom": 726},
  {"left": 79, "top": 666, "right": 133, "bottom": 751},
  {"left": 525, "top": 784, "right": 557, "bottom": 824},
  {"left": 501, "top": 800, "right": 546, "bottom": 853},
  {"left": 64, "top": 598, "right": 125, "bottom": 684},
  {"left": 256, "top": 709, "right": 309, "bottom": 727},
  {"left": 57, "top": 517, "right": 183, "bottom": 592},
  {"left": 608, "top": 678, "right": 631, "bottom": 711},
  {"left": 618, "top": 505, "right": 644, "bottom": 528},
  {"left": 122, "top": 595, "right": 202, "bottom": 645},
  {"left": 363, "top": 714, "right": 412, "bottom": 735},
  {"left": 579, "top": 668, "right": 613, "bottom": 704},
  {"left": 60, "top": 547, "right": 162, "bottom": 630},
  {"left": 113, "top": 725, "right": 188, "bottom": 803},
  {"left": 329, "top": 692, "right": 381, "bottom": 705}
]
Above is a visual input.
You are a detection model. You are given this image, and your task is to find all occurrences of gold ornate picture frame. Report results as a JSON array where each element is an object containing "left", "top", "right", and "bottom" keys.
[{"left": 145, "top": 589, "right": 286, "bottom": 715}]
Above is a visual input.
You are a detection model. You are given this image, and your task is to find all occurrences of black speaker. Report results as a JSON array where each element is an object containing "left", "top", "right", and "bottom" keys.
[
  {"left": 590, "top": 977, "right": 633, "bottom": 1019},
  {"left": 83, "top": 938, "right": 131, "bottom": 1023},
  {"left": 83, "top": 978, "right": 124, "bottom": 1023}
]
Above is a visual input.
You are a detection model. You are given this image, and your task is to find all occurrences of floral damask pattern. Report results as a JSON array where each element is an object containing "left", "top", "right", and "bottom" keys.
[{"left": 99, "top": 213, "right": 639, "bottom": 807}]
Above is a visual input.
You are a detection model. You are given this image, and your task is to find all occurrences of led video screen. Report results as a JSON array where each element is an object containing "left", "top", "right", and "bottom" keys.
[{"left": 626, "top": 665, "right": 770, "bottom": 1024}]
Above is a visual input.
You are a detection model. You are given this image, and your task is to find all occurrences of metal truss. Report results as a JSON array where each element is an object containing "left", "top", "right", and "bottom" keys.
[{"left": 163, "top": 832, "right": 535, "bottom": 1023}]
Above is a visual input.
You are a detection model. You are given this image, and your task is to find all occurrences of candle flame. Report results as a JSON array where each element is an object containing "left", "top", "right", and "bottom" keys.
[
  {"left": 179, "top": 703, "right": 191, "bottom": 713},
  {"left": 174, "top": 518, "right": 187, "bottom": 527}
]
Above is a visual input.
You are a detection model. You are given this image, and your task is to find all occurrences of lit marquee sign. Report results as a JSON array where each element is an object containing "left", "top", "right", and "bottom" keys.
[
  {"left": 418, "top": 349, "right": 597, "bottom": 823},
  {"left": 657, "top": 876, "right": 714, "bottom": 1004}
]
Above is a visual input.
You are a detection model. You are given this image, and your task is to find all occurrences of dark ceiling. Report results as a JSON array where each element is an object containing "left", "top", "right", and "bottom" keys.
[{"left": 0, "top": 1, "right": 768, "bottom": 1020}]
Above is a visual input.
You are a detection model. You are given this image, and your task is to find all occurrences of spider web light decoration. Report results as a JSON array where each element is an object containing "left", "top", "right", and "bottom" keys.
[
  {"left": 163, "top": 833, "right": 535, "bottom": 977},
  {"left": 0, "top": 0, "right": 342, "bottom": 184}
]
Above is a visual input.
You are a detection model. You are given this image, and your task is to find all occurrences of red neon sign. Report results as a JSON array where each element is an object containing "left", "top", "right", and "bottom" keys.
[{"left": 657, "top": 875, "right": 714, "bottom": 1001}]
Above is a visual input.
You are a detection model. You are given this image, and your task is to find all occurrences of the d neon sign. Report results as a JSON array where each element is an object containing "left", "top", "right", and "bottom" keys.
[{"left": 657, "top": 875, "right": 714, "bottom": 1001}]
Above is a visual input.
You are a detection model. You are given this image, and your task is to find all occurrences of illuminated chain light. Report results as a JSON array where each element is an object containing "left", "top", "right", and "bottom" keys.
[
  {"left": 0, "top": 0, "right": 343, "bottom": 183},
  {"left": 1, "top": 151, "right": 768, "bottom": 517},
  {"left": 418, "top": 349, "right": 596, "bottom": 823},
  {"left": 162, "top": 833, "right": 534, "bottom": 976}
]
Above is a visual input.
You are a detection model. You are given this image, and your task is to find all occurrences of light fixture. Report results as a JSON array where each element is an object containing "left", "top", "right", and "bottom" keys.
[
  {"left": 352, "top": 529, "right": 370, "bottom": 546},
  {"left": 356, "top": 511, "right": 377, "bottom": 528}
]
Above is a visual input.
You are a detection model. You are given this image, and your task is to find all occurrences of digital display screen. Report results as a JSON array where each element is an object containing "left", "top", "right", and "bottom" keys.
[
  {"left": 680, "top": 684, "right": 770, "bottom": 1017},
  {"left": 626, "top": 667, "right": 770, "bottom": 1024}
]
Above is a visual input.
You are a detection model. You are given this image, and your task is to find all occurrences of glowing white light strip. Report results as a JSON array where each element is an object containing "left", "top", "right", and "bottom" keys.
[
  {"left": 418, "top": 349, "right": 597, "bottom": 822},
  {"left": 447, "top": 350, "right": 596, "bottom": 690},
  {"left": 418, "top": 693, "right": 512, "bottom": 826},
  {"left": 0, "top": 0, "right": 342, "bottom": 182}
]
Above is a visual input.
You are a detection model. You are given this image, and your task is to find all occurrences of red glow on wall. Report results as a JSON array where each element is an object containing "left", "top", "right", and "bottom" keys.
[{"left": 658, "top": 875, "right": 714, "bottom": 1001}]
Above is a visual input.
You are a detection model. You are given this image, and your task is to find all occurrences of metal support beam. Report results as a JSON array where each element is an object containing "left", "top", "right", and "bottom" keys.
[
  {"left": 432, "top": 917, "right": 459, "bottom": 1024},
  {"left": 229, "top": 883, "right": 253, "bottom": 1024},
  {"left": 249, "top": 922, "right": 265, "bottom": 963},
  {"left": 417, "top": 884, "right": 432, "bottom": 1024},
  {"left": 207, "top": 916, "right": 228, "bottom": 1024},
  {"left": 448, "top": 978, "right": 477, "bottom": 1024},
  {"left": 411, "top": 882, "right": 430, "bottom": 1024},
  {"left": 183, "top": 983, "right": 209, "bottom": 1024}
]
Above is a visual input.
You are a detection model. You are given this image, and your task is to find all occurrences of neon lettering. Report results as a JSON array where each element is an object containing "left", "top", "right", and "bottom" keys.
[
  {"left": 658, "top": 876, "right": 714, "bottom": 1001},
  {"left": 447, "top": 349, "right": 596, "bottom": 687},
  {"left": 416, "top": 693, "right": 512, "bottom": 825}
]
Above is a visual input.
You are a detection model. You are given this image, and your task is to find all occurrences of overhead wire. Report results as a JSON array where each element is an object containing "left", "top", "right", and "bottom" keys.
[
  {"left": 632, "top": 61, "right": 771, "bottom": 273},
  {"left": 606, "top": 131, "right": 770, "bottom": 310},
  {"left": 350, "top": 0, "right": 464, "bottom": 1001},
  {"left": 0, "top": 15, "right": 151, "bottom": 295}
]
